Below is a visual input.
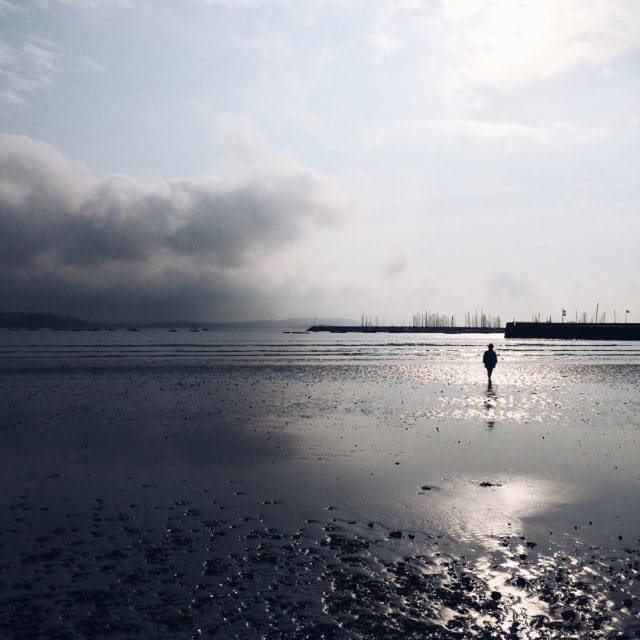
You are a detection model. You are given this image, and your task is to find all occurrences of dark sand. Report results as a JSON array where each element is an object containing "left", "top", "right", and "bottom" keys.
[{"left": 1, "top": 359, "right": 639, "bottom": 638}]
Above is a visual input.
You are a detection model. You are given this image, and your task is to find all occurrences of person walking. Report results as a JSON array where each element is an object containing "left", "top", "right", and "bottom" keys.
[{"left": 483, "top": 343, "right": 497, "bottom": 384}]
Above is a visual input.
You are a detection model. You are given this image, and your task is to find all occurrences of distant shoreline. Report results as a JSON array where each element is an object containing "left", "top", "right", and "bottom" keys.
[
  {"left": 4, "top": 314, "right": 639, "bottom": 340},
  {"left": 0, "top": 312, "right": 354, "bottom": 331}
]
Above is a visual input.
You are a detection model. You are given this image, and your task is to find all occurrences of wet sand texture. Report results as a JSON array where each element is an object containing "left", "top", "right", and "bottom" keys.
[
  {"left": 2, "top": 496, "right": 639, "bottom": 639},
  {"left": 1, "top": 358, "right": 639, "bottom": 638}
]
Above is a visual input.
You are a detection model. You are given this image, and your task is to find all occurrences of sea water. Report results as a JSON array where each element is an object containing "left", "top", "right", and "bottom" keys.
[{"left": 1, "top": 328, "right": 639, "bottom": 638}]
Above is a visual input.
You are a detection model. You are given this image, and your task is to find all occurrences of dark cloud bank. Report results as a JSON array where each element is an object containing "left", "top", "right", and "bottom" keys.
[{"left": 0, "top": 134, "right": 344, "bottom": 322}]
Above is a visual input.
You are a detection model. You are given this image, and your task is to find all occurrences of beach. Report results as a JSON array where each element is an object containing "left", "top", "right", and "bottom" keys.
[{"left": 0, "top": 330, "right": 639, "bottom": 638}]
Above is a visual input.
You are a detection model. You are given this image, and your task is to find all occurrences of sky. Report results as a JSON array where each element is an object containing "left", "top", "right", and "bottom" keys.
[{"left": 1, "top": 0, "right": 639, "bottom": 324}]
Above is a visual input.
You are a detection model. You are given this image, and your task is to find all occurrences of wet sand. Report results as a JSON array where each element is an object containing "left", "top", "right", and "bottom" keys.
[{"left": 1, "top": 359, "right": 639, "bottom": 638}]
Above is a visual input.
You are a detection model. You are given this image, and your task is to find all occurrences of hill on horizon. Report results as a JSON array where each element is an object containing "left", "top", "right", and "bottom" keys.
[{"left": 0, "top": 312, "right": 358, "bottom": 330}]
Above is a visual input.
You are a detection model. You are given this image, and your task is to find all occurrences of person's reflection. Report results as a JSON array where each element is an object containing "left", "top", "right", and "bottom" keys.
[{"left": 484, "top": 383, "right": 496, "bottom": 429}]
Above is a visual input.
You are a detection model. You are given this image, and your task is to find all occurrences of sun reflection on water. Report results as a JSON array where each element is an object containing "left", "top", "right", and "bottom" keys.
[{"left": 411, "top": 476, "right": 572, "bottom": 551}]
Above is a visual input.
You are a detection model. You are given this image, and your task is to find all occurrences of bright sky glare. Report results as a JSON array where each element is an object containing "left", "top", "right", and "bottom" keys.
[{"left": 1, "top": 0, "right": 639, "bottom": 323}]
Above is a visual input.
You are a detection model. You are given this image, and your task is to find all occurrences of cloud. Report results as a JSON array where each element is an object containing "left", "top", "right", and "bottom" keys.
[
  {"left": 381, "top": 257, "right": 406, "bottom": 278},
  {"left": 194, "top": 0, "right": 288, "bottom": 7},
  {"left": 211, "top": 114, "right": 285, "bottom": 167},
  {"left": 0, "top": 133, "right": 347, "bottom": 321},
  {"left": 442, "top": 0, "right": 640, "bottom": 85},
  {"left": 485, "top": 270, "right": 531, "bottom": 298},
  {"left": 361, "top": 117, "right": 599, "bottom": 150},
  {"left": 0, "top": 35, "right": 58, "bottom": 106},
  {"left": 76, "top": 54, "right": 106, "bottom": 74},
  {"left": 436, "top": 118, "right": 543, "bottom": 140},
  {"left": 34, "top": 0, "right": 134, "bottom": 9},
  {"left": 366, "top": 33, "right": 400, "bottom": 53},
  {"left": 0, "top": 0, "right": 18, "bottom": 16}
]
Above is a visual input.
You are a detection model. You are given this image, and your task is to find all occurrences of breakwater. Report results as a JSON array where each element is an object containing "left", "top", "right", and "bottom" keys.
[
  {"left": 308, "top": 322, "right": 640, "bottom": 339},
  {"left": 307, "top": 325, "right": 501, "bottom": 334},
  {"left": 505, "top": 321, "right": 640, "bottom": 340}
]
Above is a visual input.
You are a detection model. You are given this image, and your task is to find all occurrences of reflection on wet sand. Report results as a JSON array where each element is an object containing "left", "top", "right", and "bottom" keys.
[
  {"left": 1, "top": 492, "right": 636, "bottom": 639},
  {"left": 411, "top": 476, "right": 571, "bottom": 549},
  {"left": 484, "top": 383, "right": 497, "bottom": 428},
  {"left": 1, "top": 340, "right": 639, "bottom": 638}
]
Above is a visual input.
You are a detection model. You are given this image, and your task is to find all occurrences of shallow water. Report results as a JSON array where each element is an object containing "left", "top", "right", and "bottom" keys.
[
  {"left": 2, "top": 327, "right": 640, "bottom": 366},
  {"left": 1, "top": 329, "right": 639, "bottom": 638}
]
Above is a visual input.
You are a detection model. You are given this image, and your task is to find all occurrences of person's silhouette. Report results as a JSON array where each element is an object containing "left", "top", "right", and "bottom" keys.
[{"left": 482, "top": 343, "right": 497, "bottom": 384}]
